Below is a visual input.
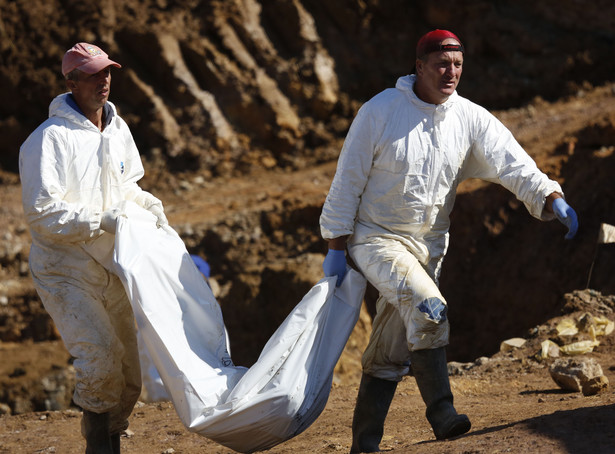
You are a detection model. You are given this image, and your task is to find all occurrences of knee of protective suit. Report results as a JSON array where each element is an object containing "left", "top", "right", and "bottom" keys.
[
  {"left": 407, "top": 297, "right": 450, "bottom": 350},
  {"left": 417, "top": 297, "right": 448, "bottom": 323}
]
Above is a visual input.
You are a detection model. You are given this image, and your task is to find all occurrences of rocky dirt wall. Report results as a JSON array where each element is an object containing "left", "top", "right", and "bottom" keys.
[{"left": 1, "top": 0, "right": 615, "bottom": 175}]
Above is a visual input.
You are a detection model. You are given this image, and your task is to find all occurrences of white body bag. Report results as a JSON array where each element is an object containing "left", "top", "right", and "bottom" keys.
[{"left": 88, "top": 202, "right": 366, "bottom": 452}]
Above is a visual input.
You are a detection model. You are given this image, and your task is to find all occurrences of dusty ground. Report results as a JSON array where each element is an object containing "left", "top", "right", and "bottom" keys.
[{"left": 1, "top": 309, "right": 614, "bottom": 454}]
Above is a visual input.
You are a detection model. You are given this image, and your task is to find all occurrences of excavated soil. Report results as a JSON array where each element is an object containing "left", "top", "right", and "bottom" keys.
[{"left": 1, "top": 1, "right": 615, "bottom": 453}]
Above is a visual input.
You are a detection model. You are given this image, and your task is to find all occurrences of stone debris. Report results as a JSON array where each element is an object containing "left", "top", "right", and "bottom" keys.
[
  {"left": 540, "top": 311, "right": 615, "bottom": 358},
  {"left": 447, "top": 361, "right": 475, "bottom": 376},
  {"left": 549, "top": 357, "right": 610, "bottom": 396},
  {"left": 500, "top": 337, "right": 526, "bottom": 352},
  {"left": 563, "top": 289, "right": 615, "bottom": 315}
]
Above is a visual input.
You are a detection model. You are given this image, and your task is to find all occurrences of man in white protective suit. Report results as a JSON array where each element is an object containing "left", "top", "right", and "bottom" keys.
[
  {"left": 319, "top": 29, "right": 578, "bottom": 452},
  {"left": 19, "top": 43, "right": 170, "bottom": 454}
]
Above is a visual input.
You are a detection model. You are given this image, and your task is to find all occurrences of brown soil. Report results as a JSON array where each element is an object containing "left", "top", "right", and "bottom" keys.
[
  {"left": 1, "top": 306, "right": 614, "bottom": 454},
  {"left": 2, "top": 1, "right": 615, "bottom": 453}
]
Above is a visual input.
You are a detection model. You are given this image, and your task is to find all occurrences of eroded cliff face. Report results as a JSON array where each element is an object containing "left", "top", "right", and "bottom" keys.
[{"left": 1, "top": 0, "right": 614, "bottom": 176}]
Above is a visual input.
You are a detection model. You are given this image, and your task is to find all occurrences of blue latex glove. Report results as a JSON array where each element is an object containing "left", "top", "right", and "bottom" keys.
[
  {"left": 552, "top": 198, "right": 578, "bottom": 240},
  {"left": 190, "top": 254, "right": 211, "bottom": 278},
  {"left": 323, "top": 249, "right": 347, "bottom": 287}
]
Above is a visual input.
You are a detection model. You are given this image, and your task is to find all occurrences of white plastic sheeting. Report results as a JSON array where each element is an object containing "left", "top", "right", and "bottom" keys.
[{"left": 96, "top": 202, "right": 365, "bottom": 452}]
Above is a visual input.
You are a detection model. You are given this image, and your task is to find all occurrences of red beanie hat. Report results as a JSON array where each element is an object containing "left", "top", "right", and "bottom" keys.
[{"left": 416, "top": 29, "right": 464, "bottom": 58}]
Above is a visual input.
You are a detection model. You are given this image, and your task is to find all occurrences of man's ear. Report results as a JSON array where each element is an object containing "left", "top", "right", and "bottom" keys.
[
  {"left": 66, "top": 79, "right": 77, "bottom": 91},
  {"left": 415, "top": 59, "right": 423, "bottom": 75}
]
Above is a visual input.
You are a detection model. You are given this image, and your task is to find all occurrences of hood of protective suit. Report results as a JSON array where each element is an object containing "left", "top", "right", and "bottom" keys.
[
  {"left": 393, "top": 74, "right": 460, "bottom": 109},
  {"left": 19, "top": 92, "right": 150, "bottom": 250},
  {"left": 49, "top": 92, "right": 116, "bottom": 130},
  {"left": 320, "top": 74, "right": 562, "bottom": 269}
]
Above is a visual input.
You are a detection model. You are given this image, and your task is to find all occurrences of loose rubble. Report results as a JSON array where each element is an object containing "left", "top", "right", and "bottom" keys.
[{"left": 549, "top": 357, "right": 609, "bottom": 396}]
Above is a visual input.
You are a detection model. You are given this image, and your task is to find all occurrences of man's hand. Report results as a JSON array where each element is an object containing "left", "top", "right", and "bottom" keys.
[
  {"left": 323, "top": 249, "right": 347, "bottom": 287},
  {"left": 100, "top": 208, "right": 123, "bottom": 234},
  {"left": 552, "top": 198, "right": 578, "bottom": 239},
  {"left": 148, "top": 205, "right": 169, "bottom": 229}
]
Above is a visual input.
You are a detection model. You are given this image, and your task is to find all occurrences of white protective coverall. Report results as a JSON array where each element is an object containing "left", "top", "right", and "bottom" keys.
[
  {"left": 320, "top": 74, "right": 563, "bottom": 381},
  {"left": 19, "top": 93, "right": 164, "bottom": 433}
]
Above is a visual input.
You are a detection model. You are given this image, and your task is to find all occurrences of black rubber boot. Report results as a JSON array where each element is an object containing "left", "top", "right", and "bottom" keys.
[
  {"left": 350, "top": 373, "right": 398, "bottom": 453},
  {"left": 111, "top": 432, "right": 120, "bottom": 454},
  {"left": 409, "top": 347, "right": 471, "bottom": 440},
  {"left": 82, "top": 410, "right": 113, "bottom": 454}
]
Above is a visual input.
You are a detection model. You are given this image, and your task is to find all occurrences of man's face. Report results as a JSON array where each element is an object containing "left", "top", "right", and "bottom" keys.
[
  {"left": 67, "top": 66, "right": 112, "bottom": 114},
  {"left": 415, "top": 38, "right": 464, "bottom": 104}
]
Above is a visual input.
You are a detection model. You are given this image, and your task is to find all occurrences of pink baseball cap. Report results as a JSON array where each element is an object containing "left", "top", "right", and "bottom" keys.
[
  {"left": 416, "top": 29, "right": 464, "bottom": 58},
  {"left": 61, "top": 42, "right": 121, "bottom": 76}
]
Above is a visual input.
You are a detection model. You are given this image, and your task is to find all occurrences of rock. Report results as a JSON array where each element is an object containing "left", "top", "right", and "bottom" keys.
[
  {"left": 500, "top": 337, "right": 526, "bottom": 352},
  {"left": 474, "top": 356, "right": 491, "bottom": 366},
  {"left": 582, "top": 375, "right": 609, "bottom": 396},
  {"left": 562, "top": 289, "right": 615, "bottom": 315},
  {"left": 549, "top": 357, "right": 609, "bottom": 395},
  {"left": 448, "top": 361, "right": 474, "bottom": 376}
]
